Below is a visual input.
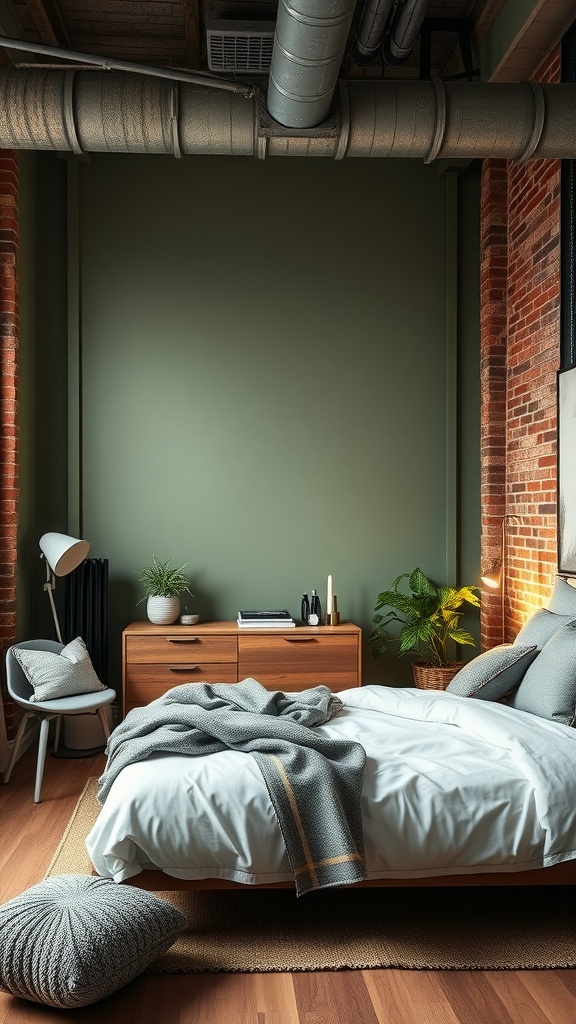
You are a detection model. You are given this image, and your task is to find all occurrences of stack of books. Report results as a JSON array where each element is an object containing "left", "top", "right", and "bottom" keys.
[{"left": 237, "top": 609, "right": 295, "bottom": 628}]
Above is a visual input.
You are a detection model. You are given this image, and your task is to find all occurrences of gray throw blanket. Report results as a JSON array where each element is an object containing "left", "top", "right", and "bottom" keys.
[{"left": 98, "top": 678, "right": 367, "bottom": 896}]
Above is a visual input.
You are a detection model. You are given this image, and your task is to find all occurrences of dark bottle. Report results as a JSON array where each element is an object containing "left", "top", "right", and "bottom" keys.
[
  {"left": 301, "top": 593, "right": 310, "bottom": 624},
  {"left": 310, "top": 589, "right": 321, "bottom": 625}
]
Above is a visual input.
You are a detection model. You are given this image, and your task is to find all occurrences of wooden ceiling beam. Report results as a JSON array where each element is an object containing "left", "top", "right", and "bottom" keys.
[
  {"left": 438, "top": 0, "right": 507, "bottom": 80},
  {"left": 24, "top": 0, "right": 71, "bottom": 49},
  {"left": 181, "top": 0, "right": 200, "bottom": 68},
  {"left": 0, "top": 0, "right": 22, "bottom": 66}
]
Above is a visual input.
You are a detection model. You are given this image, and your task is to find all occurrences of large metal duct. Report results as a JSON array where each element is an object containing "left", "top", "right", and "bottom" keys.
[
  {"left": 352, "top": 0, "right": 395, "bottom": 66},
  {"left": 266, "top": 0, "right": 357, "bottom": 128},
  {"left": 0, "top": 70, "right": 258, "bottom": 157},
  {"left": 351, "top": 0, "right": 429, "bottom": 70},
  {"left": 382, "top": 0, "right": 430, "bottom": 69},
  {"left": 1, "top": 69, "right": 576, "bottom": 161}
]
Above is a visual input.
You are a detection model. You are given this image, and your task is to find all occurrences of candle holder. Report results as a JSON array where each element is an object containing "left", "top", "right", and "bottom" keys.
[{"left": 325, "top": 592, "right": 340, "bottom": 625}]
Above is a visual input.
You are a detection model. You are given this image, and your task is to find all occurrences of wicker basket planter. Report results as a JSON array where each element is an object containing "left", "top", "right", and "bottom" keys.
[{"left": 411, "top": 661, "right": 464, "bottom": 691}]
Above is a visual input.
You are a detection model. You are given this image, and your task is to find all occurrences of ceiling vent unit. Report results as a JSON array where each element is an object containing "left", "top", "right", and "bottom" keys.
[{"left": 206, "top": 20, "right": 275, "bottom": 74}]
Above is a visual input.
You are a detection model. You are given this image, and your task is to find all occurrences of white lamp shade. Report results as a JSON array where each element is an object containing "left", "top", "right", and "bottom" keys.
[{"left": 39, "top": 532, "right": 90, "bottom": 576}]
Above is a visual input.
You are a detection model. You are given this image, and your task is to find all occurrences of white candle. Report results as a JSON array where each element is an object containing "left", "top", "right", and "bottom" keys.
[{"left": 327, "top": 574, "right": 333, "bottom": 618}]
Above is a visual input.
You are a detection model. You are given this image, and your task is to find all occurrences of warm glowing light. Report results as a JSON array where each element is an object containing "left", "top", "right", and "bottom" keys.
[{"left": 480, "top": 559, "right": 501, "bottom": 590}]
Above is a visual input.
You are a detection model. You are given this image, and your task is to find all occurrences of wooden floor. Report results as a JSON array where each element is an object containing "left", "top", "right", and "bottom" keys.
[{"left": 1, "top": 747, "right": 576, "bottom": 1024}]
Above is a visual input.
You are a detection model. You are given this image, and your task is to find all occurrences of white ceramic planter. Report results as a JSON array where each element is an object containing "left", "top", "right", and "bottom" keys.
[{"left": 146, "top": 595, "right": 180, "bottom": 625}]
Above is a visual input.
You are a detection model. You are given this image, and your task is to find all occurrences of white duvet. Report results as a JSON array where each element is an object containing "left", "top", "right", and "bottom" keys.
[{"left": 86, "top": 685, "right": 576, "bottom": 884}]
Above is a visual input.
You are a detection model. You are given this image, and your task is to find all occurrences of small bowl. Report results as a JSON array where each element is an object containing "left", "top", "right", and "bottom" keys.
[{"left": 180, "top": 614, "right": 200, "bottom": 625}]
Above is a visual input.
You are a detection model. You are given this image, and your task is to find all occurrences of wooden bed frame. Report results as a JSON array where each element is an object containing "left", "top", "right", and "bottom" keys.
[
  {"left": 99, "top": 659, "right": 576, "bottom": 892},
  {"left": 121, "top": 861, "right": 576, "bottom": 890}
]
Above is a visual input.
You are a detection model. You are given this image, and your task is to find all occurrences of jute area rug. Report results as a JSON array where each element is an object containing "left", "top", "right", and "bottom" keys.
[{"left": 44, "top": 778, "right": 576, "bottom": 973}]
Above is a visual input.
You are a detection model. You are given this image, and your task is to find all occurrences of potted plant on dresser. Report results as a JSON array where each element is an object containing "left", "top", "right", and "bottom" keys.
[
  {"left": 369, "top": 567, "right": 481, "bottom": 689},
  {"left": 137, "top": 555, "right": 194, "bottom": 625}
]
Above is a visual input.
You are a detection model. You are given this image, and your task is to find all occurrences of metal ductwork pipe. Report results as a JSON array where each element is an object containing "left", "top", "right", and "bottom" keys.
[
  {"left": 382, "top": 0, "right": 430, "bottom": 68},
  {"left": 0, "top": 70, "right": 258, "bottom": 157},
  {"left": 266, "top": 0, "right": 357, "bottom": 128},
  {"left": 352, "top": 0, "right": 395, "bottom": 66},
  {"left": 1, "top": 70, "right": 576, "bottom": 161},
  {"left": 339, "top": 80, "right": 576, "bottom": 161}
]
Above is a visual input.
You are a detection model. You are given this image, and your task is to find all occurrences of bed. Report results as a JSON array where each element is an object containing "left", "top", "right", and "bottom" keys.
[{"left": 86, "top": 682, "right": 576, "bottom": 891}]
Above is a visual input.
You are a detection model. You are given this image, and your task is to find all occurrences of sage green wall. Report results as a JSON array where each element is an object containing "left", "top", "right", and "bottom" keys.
[{"left": 71, "top": 154, "right": 480, "bottom": 687}]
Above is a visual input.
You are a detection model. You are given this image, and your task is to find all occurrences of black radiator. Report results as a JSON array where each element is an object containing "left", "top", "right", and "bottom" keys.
[{"left": 63, "top": 558, "right": 109, "bottom": 683}]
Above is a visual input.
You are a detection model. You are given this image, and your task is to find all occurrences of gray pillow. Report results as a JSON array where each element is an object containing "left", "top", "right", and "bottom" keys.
[
  {"left": 513, "top": 608, "right": 576, "bottom": 649},
  {"left": 446, "top": 645, "right": 538, "bottom": 701},
  {"left": 548, "top": 577, "right": 576, "bottom": 616},
  {"left": 13, "top": 637, "right": 106, "bottom": 702},
  {"left": 511, "top": 622, "right": 576, "bottom": 726},
  {"left": 0, "top": 874, "right": 187, "bottom": 1008}
]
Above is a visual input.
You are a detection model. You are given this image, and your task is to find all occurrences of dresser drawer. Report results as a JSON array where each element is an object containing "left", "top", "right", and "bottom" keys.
[
  {"left": 125, "top": 634, "right": 237, "bottom": 664},
  {"left": 238, "top": 634, "right": 359, "bottom": 692},
  {"left": 125, "top": 663, "right": 238, "bottom": 709},
  {"left": 122, "top": 621, "right": 361, "bottom": 715}
]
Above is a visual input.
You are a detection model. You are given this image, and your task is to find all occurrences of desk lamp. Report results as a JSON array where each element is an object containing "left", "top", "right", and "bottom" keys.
[{"left": 39, "top": 532, "right": 90, "bottom": 643}]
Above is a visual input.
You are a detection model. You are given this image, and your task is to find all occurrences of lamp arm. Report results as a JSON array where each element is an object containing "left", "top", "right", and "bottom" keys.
[
  {"left": 43, "top": 557, "right": 63, "bottom": 644},
  {"left": 501, "top": 514, "right": 506, "bottom": 644},
  {"left": 501, "top": 513, "right": 521, "bottom": 644}
]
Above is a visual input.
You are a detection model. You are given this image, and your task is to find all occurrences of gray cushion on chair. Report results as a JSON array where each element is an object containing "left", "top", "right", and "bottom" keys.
[
  {"left": 446, "top": 644, "right": 538, "bottom": 700},
  {"left": 512, "top": 608, "right": 576, "bottom": 649},
  {"left": 511, "top": 621, "right": 576, "bottom": 726},
  {"left": 0, "top": 875, "right": 187, "bottom": 1008},
  {"left": 12, "top": 637, "right": 106, "bottom": 702}
]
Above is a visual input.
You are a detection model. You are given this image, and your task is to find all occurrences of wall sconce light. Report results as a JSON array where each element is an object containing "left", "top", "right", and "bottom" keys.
[
  {"left": 480, "top": 559, "right": 502, "bottom": 590},
  {"left": 481, "top": 514, "right": 520, "bottom": 643}
]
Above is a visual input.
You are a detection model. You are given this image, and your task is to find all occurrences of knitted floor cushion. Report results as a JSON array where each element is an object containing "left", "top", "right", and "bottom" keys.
[{"left": 0, "top": 874, "right": 187, "bottom": 1008}]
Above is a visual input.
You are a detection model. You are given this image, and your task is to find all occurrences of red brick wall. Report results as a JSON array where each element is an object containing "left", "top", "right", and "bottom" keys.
[
  {"left": 480, "top": 50, "right": 561, "bottom": 647},
  {"left": 0, "top": 150, "right": 19, "bottom": 740}
]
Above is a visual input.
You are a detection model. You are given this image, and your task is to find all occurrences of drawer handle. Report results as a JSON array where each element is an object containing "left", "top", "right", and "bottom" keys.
[
  {"left": 169, "top": 665, "right": 199, "bottom": 671},
  {"left": 167, "top": 637, "right": 200, "bottom": 643},
  {"left": 283, "top": 637, "right": 316, "bottom": 643}
]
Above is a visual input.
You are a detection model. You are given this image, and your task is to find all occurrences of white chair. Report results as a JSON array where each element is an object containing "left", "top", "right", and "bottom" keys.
[{"left": 3, "top": 640, "right": 116, "bottom": 803}]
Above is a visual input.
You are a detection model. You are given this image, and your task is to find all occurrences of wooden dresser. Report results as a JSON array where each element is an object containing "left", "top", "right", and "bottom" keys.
[{"left": 122, "top": 620, "right": 362, "bottom": 715}]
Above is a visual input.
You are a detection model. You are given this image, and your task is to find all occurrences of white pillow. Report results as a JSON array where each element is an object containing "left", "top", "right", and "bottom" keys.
[{"left": 13, "top": 638, "right": 106, "bottom": 702}]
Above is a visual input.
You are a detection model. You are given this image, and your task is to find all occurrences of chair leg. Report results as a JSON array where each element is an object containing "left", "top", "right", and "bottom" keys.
[
  {"left": 3, "top": 711, "right": 32, "bottom": 784},
  {"left": 97, "top": 706, "right": 111, "bottom": 743},
  {"left": 34, "top": 718, "right": 51, "bottom": 803},
  {"left": 53, "top": 716, "right": 61, "bottom": 753}
]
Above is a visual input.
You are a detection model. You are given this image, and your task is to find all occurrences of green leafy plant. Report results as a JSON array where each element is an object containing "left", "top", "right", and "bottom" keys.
[
  {"left": 137, "top": 555, "right": 193, "bottom": 602},
  {"left": 369, "top": 567, "right": 481, "bottom": 668}
]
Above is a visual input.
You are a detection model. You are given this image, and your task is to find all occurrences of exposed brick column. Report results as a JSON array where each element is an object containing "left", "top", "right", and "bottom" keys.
[
  {"left": 480, "top": 49, "right": 561, "bottom": 648},
  {"left": 0, "top": 150, "right": 19, "bottom": 741},
  {"left": 506, "top": 150, "right": 560, "bottom": 627},
  {"left": 480, "top": 159, "right": 508, "bottom": 648}
]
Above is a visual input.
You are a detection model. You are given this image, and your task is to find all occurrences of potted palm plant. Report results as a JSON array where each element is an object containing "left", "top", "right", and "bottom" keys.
[
  {"left": 137, "top": 555, "right": 194, "bottom": 625},
  {"left": 369, "top": 567, "right": 481, "bottom": 689}
]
